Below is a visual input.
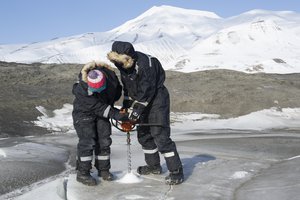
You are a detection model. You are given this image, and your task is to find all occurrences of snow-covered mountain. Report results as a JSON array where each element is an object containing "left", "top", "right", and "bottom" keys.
[{"left": 1, "top": 5, "right": 300, "bottom": 73}]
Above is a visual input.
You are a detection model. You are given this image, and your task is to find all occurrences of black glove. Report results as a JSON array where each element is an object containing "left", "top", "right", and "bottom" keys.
[
  {"left": 122, "top": 99, "right": 133, "bottom": 110},
  {"left": 128, "top": 103, "right": 145, "bottom": 121},
  {"left": 109, "top": 108, "right": 129, "bottom": 121},
  {"left": 129, "top": 110, "right": 140, "bottom": 121}
]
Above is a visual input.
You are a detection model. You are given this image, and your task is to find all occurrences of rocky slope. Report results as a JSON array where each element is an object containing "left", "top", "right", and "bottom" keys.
[{"left": 1, "top": 61, "right": 300, "bottom": 137}]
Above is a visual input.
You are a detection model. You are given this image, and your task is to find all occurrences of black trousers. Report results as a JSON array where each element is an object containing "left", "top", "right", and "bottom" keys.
[
  {"left": 137, "top": 86, "right": 182, "bottom": 172},
  {"left": 74, "top": 117, "right": 112, "bottom": 171},
  {"left": 137, "top": 125, "right": 182, "bottom": 172}
]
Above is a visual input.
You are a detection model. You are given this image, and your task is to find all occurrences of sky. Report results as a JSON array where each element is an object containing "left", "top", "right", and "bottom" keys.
[{"left": 1, "top": 0, "right": 300, "bottom": 44}]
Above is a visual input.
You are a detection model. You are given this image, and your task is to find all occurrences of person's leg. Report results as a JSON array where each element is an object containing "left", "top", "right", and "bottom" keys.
[
  {"left": 94, "top": 118, "right": 113, "bottom": 181},
  {"left": 136, "top": 125, "right": 162, "bottom": 174},
  {"left": 151, "top": 126, "right": 184, "bottom": 185},
  {"left": 74, "top": 119, "right": 97, "bottom": 186}
]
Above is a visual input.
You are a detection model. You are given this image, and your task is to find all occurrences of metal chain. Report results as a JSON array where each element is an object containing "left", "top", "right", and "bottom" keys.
[{"left": 127, "top": 132, "right": 132, "bottom": 173}]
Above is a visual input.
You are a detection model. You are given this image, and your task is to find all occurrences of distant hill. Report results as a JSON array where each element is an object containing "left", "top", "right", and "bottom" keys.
[{"left": 1, "top": 61, "right": 300, "bottom": 137}]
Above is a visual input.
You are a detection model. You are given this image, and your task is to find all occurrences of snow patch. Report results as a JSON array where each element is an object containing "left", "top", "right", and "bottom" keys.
[
  {"left": 123, "top": 194, "right": 145, "bottom": 200},
  {"left": 286, "top": 155, "right": 300, "bottom": 160},
  {"left": 0, "top": 149, "right": 7, "bottom": 158},
  {"left": 33, "top": 104, "right": 74, "bottom": 133},
  {"left": 230, "top": 171, "right": 249, "bottom": 179},
  {"left": 116, "top": 172, "right": 143, "bottom": 184},
  {"left": 33, "top": 104, "right": 300, "bottom": 133},
  {"left": 172, "top": 107, "right": 300, "bottom": 131}
]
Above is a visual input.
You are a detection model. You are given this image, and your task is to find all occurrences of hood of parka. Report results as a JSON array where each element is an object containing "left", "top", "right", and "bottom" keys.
[
  {"left": 81, "top": 61, "right": 114, "bottom": 83},
  {"left": 107, "top": 41, "right": 137, "bottom": 69}
]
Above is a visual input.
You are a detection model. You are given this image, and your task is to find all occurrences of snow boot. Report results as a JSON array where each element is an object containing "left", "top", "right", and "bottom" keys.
[
  {"left": 165, "top": 167, "right": 184, "bottom": 185},
  {"left": 137, "top": 164, "right": 162, "bottom": 175},
  {"left": 77, "top": 160, "right": 97, "bottom": 186},
  {"left": 76, "top": 171, "right": 97, "bottom": 186},
  {"left": 98, "top": 170, "right": 114, "bottom": 181}
]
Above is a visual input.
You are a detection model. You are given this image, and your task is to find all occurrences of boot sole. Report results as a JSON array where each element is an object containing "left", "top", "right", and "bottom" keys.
[
  {"left": 76, "top": 178, "right": 97, "bottom": 186},
  {"left": 138, "top": 171, "right": 162, "bottom": 175},
  {"left": 102, "top": 177, "right": 114, "bottom": 181},
  {"left": 165, "top": 178, "right": 184, "bottom": 185},
  {"left": 98, "top": 172, "right": 114, "bottom": 181},
  {"left": 137, "top": 169, "right": 162, "bottom": 175}
]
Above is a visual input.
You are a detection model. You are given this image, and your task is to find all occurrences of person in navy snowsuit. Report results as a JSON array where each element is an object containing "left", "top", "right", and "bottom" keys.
[
  {"left": 107, "top": 41, "right": 184, "bottom": 185},
  {"left": 72, "top": 61, "right": 128, "bottom": 186}
]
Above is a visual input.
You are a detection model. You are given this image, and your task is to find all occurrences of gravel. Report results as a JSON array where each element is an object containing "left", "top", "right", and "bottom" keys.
[{"left": 1, "top": 61, "right": 300, "bottom": 137}]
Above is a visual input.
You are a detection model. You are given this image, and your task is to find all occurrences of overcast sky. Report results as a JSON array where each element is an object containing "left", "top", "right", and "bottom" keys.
[{"left": 1, "top": 0, "right": 299, "bottom": 44}]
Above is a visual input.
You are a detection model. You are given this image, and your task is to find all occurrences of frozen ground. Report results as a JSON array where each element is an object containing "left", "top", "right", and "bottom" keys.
[
  {"left": 65, "top": 130, "right": 300, "bottom": 200},
  {"left": 1, "top": 106, "right": 300, "bottom": 200},
  {"left": 1, "top": 129, "right": 300, "bottom": 200}
]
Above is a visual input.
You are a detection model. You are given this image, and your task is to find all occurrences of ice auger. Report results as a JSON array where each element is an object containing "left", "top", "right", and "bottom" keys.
[{"left": 111, "top": 119, "right": 136, "bottom": 173}]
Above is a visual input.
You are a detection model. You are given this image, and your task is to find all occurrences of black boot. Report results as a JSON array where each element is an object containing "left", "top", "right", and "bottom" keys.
[
  {"left": 76, "top": 171, "right": 97, "bottom": 186},
  {"left": 98, "top": 170, "right": 114, "bottom": 181},
  {"left": 165, "top": 168, "right": 184, "bottom": 185},
  {"left": 137, "top": 165, "right": 162, "bottom": 175},
  {"left": 77, "top": 160, "right": 97, "bottom": 186},
  {"left": 95, "top": 159, "right": 113, "bottom": 181}
]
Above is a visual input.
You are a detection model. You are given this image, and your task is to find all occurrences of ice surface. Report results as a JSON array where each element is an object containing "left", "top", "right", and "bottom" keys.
[
  {"left": 2, "top": 104, "right": 300, "bottom": 199},
  {"left": 235, "top": 157, "right": 300, "bottom": 200},
  {"left": 14, "top": 179, "right": 63, "bottom": 200},
  {"left": 0, "top": 140, "right": 69, "bottom": 198},
  {"left": 66, "top": 173, "right": 170, "bottom": 200},
  {"left": 3, "top": 129, "right": 300, "bottom": 200},
  {"left": 0, "top": 142, "right": 68, "bottom": 162}
]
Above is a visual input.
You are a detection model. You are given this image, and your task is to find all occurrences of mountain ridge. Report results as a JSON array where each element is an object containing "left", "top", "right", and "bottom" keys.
[{"left": 0, "top": 5, "right": 300, "bottom": 73}]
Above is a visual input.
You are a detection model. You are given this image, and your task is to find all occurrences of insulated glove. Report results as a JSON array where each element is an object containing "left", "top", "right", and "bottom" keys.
[
  {"left": 128, "top": 103, "right": 145, "bottom": 121},
  {"left": 122, "top": 99, "right": 134, "bottom": 109},
  {"left": 129, "top": 110, "right": 140, "bottom": 121},
  {"left": 109, "top": 107, "right": 129, "bottom": 121}
]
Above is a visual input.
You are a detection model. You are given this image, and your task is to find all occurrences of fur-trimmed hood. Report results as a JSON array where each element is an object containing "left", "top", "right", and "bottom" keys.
[
  {"left": 81, "top": 61, "right": 114, "bottom": 83},
  {"left": 107, "top": 41, "right": 137, "bottom": 69}
]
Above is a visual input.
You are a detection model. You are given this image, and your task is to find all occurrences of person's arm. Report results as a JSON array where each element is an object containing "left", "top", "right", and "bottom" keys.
[
  {"left": 129, "top": 63, "right": 157, "bottom": 121},
  {"left": 121, "top": 77, "right": 134, "bottom": 110},
  {"left": 75, "top": 91, "right": 127, "bottom": 121},
  {"left": 92, "top": 100, "right": 129, "bottom": 121},
  {"left": 114, "top": 76, "right": 123, "bottom": 102},
  {"left": 78, "top": 93, "right": 112, "bottom": 118}
]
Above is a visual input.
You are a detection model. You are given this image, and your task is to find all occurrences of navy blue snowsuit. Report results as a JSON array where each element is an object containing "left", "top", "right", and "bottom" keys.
[
  {"left": 72, "top": 62, "right": 122, "bottom": 172},
  {"left": 107, "top": 41, "right": 182, "bottom": 172}
]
